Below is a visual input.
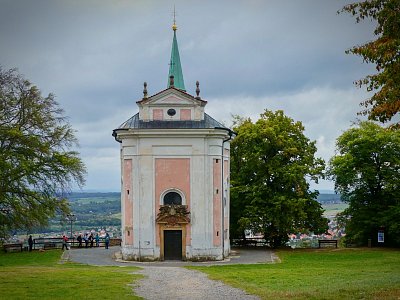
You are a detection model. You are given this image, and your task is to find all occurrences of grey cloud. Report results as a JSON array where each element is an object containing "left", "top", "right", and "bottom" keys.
[{"left": 0, "top": 0, "right": 376, "bottom": 190}]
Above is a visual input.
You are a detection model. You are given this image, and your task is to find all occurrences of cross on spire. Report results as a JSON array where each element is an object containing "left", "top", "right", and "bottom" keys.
[
  {"left": 172, "top": 6, "right": 177, "bottom": 31},
  {"left": 167, "top": 8, "right": 185, "bottom": 91}
]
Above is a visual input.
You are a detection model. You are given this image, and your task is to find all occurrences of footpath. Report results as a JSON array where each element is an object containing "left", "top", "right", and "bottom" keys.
[{"left": 66, "top": 246, "right": 277, "bottom": 299}]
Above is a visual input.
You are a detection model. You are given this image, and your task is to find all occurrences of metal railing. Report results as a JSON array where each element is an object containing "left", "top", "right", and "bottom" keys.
[{"left": 3, "top": 237, "right": 122, "bottom": 251}]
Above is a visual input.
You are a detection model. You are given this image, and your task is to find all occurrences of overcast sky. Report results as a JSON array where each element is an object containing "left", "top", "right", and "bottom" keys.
[{"left": 1, "top": 0, "right": 376, "bottom": 192}]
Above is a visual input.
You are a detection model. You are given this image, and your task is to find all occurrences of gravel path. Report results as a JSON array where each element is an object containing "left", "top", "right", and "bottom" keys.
[
  {"left": 135, "top": 266, "right": 259, "bottom": 300},
  {"left": 67, "top": 247, "right": 275, "bottom": 299}
]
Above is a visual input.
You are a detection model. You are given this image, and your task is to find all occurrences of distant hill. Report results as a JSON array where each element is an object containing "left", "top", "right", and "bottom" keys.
[
  {"left": 67, "top": 192, "right": 120, "bottom": 202},
  {"left": 36, "top": 192, "right": 341, "bottom": 233},
  {"left": 33, "top": 192, "right": 121, "bottom": 234},
  {"left": 66, "top": 192, "right": 342, "bottom": 208},
  {"left": 66, "top": 192, "right": 121, "bottom": 227},
  {"left": 317, "top": 193, "right": 342, "bottom": 204},
  {"left": 316, "top": 190, "right": 335, "bottom": 194}
]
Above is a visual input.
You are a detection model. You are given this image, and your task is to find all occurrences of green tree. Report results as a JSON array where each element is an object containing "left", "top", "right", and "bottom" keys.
[
  {"left": 329, "top": 121, "right": 400, "bottom": 246},
  {"left": 230, "top": 110, "right": 327, "bottom": 247},
  {"left": 340, "top": 0, "right": 400, "bottom": 125},
  {"left": 0, "top": 67, "right": 86, "bottom": 238}
]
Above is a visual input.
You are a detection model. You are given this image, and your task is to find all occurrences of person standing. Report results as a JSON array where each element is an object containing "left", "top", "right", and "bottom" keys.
[
  {"left": 28, "top": 235, "right": 33, "bottom": 252},
  {"left": 95, "top": 233, "right": 100, "bottom": 247},
  {"left": 89, "top": 233, "right": 94, "bottom": 248},
  {"left": 83, "top": 233, "right": 89, "bottom": 248},
  {"left": 105, "top": 233, "right": 110, "bottom": 249},
  {"left": 77, "top": 234, "right": 82, "bottom": 248},
  {"left": 62, "top": 235, "right": 69, "bottom": 250}
]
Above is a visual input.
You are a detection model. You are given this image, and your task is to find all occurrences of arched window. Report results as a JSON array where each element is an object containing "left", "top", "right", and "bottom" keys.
[{"left": 163, "top": 191, "right": 182, "bottom": 205}]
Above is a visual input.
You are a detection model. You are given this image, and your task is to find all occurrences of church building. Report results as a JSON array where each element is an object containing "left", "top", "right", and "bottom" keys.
[{"left": 112, "top": 20, "right": 233, "bottom": 261}]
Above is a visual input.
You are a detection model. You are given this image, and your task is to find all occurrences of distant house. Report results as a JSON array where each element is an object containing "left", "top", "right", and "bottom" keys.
[{"left": 112, "top": 20, "right": 233, "bottom": 261}]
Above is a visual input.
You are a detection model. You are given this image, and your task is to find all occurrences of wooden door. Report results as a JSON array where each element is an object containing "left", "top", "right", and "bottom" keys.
[{"left": 164, "top": 230, "right": 182, "bottom": 260}]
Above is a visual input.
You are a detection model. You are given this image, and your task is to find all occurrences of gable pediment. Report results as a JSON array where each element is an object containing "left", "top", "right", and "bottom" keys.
[
  {"left": 137, "top": 87, "right": 207, "bottom": 122},
  {"left": 137, "top": 87, "right": 207, "bottom": 107},
  {"left": 151, "top": 94, "right": 194, "bottom": 106}
]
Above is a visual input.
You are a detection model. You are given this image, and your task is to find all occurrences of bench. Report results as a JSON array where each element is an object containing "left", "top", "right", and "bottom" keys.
[
  {"left": 34, "top": 238, "right": 64, "bottom": 250},
  {"left": 318, "top": 239, "right": 338, "bottom": 248},
  {"left": 3, "top": 243, "right": 23, "bottom": 253}
]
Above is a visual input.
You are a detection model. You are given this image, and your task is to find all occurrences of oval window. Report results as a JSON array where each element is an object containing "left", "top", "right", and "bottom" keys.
[
  {"left": 167, "top": 108, "right": 176, "bottom": 116},
  {"left": 164, "top": 191, "right": 182, "bottom": 205}
]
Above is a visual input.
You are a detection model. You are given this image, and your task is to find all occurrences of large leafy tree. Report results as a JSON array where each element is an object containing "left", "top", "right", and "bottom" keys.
[
  {"left": 341, "top": 0, "right": 400, "bottom": 125},
  {"left": 230, "top": 110, "right": 327, "bottom": 247},
  {"left": 329, "top": 122, "right": 400, "bottom": 246},
  {"left": 0, "top": 67, "right": 86, "bottom": 238}
]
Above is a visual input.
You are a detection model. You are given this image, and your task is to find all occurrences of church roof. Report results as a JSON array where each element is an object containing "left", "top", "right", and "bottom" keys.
[
  {"left": 116, "top": 112, "right": 227, "bottom": 130},
  {"left": 112, "top": 18, "right": 233, "bottom": 140},
  {"left": 167, "top": 20, "right": 185, "bottom": 91}
]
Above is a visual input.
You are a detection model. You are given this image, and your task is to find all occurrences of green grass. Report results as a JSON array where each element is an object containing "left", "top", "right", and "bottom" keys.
[
  {"left": 73, "top": 196, "right": 119, "bottom": 204},
  {"left": 322, "top": 203, "right": 348, "bottom": 216},
  {"left": 112, "top": 212, "right": 122, "bottom": 218},
  {"left": 0, "top": 250, "right": 142, "bottom": 299},
  {"left": 190, "top": 248, "right": 400, "bottom": 300}
]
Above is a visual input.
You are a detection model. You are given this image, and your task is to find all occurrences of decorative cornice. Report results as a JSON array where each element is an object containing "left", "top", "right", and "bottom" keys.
[{"left": 156, "top": 205, "right": 190, "bottom": 226}]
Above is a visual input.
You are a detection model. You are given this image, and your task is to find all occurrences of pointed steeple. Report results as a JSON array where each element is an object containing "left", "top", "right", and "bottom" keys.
[{"left": 168, "top": 10, "right": 185, "bottom": 91}]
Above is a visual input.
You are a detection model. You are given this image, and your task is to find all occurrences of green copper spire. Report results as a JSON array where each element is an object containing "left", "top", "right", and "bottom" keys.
[{"left": 168, "top": 16, "right": 185, "bottom": 91}]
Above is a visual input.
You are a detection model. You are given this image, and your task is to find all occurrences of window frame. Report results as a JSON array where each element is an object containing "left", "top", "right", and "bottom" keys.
[{"left": 161, "top": 189, "right": 185, "bottom": 205}]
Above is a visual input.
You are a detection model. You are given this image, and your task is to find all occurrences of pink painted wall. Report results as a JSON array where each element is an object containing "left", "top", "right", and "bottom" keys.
[
  {"left": 224, "top": 159, "right": 229, "bottom": 238},
  {"left": 155, "top": 158, "right": 191, "bottom": 246},
  {"left": 124, "top": 159, "right": 133, "bottom": 245},
  {"left": 180, "top": 109, "right": 191, "bottom": 120},
  {"left": 213, "top": 158, "right": 222, "bottom": 246},
  {"left": 153, "top": 109, "right": 163, "bottom": 120}
]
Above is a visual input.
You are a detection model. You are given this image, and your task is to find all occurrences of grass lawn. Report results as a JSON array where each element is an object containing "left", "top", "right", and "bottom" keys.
[
  {"left": 190, "top": 248, "right": 400, "bottom": 300},
  {"left": 0, "top": 250, "right": 142, "bottom": 299},
  {"left": 322, "top": 203, "right": 348, "bottom": 216}
]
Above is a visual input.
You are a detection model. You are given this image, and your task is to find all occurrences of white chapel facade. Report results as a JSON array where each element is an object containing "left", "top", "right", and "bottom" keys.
[{"left": 113, "top": 21, "right": 233, "bottom": 261}]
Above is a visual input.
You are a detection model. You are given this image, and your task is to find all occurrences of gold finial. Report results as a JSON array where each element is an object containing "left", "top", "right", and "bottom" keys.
[{"left": 172, "top": 6, "right": 177, "bottom": 31}]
